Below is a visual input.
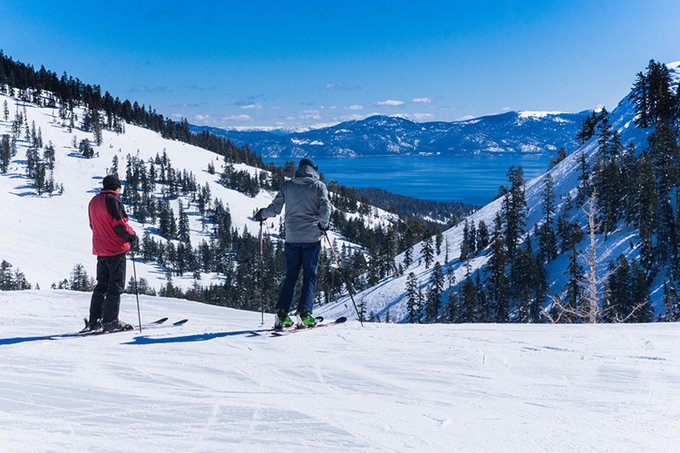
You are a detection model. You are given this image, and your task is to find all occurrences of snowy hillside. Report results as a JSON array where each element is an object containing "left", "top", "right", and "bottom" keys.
[
  {"left": 320, "top": 61, "right": 680, "bottom": 323},
  {"left": 0, "top": 90, "right": 392, "bottom": 291},
  {"left": 191, "top": 110, "right": 590, "bottom": 159},
  {"left": 2, "top": 290, "right": 679, "bottom": 452}
]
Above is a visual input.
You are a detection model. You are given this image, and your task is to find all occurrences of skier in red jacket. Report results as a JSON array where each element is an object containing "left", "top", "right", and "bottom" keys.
[{"left": 81, "top": 175, "right": 137, "bottom": 333}]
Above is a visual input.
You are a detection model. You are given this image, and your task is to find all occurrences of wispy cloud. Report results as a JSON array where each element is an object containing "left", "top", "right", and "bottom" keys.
[
  {"left": 239, "top": 103, "right": 262, "bottom": 110},
  {"left": 170, "top": 102, "right": 206, "bottom": 108},
  {"left": 298, "top": 110, "right": 321, "bottom": 120},
  {"left": 324, "top": 82, "right": 359, "bottom": 91},
  {"left": 130, "top": 85, "right": 169, "bottom": 93},
  {"left": 235, "top": 96, "right": 265, "bottom": 109},
  {"left": 339, "top": 112, "right": 382, "bottom": 122},
  {"left": 412, "top": 97, "right": 434, "bottom": 103},
  {"left": 377, "top": 99, "right": 404, "bottom": 106},
  {"left": 222, "top": 114, "right": 252, "bottom": 121},
  {"left": 348, "top": 105, "right": 364, "bottom": 110},
  {"left": 408, "top": 113, "right": 435, "bottom": 121}
]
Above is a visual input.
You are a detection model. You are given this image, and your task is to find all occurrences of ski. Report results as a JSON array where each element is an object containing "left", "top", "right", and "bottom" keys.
[
  {"left": 270, "top": 316, "right": 347, "bottom": 336},
  {"left": 247, "top": 316, "right": 324, "bottom": 337},
  {"left": 45, "top": 318, "right": 187, "bottom": 340}
]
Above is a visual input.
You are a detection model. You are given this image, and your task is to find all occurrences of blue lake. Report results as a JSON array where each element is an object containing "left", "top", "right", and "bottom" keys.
[{"left": 267, "top": 154, "right": 551, "bottom": 206}]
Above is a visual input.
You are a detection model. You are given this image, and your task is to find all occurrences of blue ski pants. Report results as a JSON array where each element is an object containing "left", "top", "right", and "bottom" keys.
[{"left": 275, "top": 241, "right": 322, "bottom": 315}]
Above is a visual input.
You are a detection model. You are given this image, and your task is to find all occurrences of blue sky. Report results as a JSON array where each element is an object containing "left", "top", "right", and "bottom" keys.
[{"left": 2, "top": 0, "right": 680, "bottom": 130}]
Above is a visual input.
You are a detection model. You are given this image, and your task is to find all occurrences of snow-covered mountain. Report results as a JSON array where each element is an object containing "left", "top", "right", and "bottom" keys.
[
  {"left": 2, "top": 289, "right": 679, "bottom": 452},
  {"left": 319, "top": 61, "right": 680, "bottom": 323},
  {"left": 191, "top": 110, "right": 591, "bottom": 159}
]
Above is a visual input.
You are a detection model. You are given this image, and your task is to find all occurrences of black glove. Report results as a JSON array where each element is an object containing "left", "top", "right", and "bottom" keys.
[
  {"left": 254, "top": 209, "right": 265, "bottom": 222},
  {"left": 318, "top": 222, "right": 329, "bottom": 232},
  {"left": 128, "top": 234, "right": 137, "bottom": 245}
]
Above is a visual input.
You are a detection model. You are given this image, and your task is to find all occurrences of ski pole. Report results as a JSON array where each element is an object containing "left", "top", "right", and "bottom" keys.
[
  {"left": 259, "top": 220, "right": 265, "bottom": 325},
  {"left": 323, "top": 230, "right": 363, "bottom": 326},
  {"left": 130, "top": 247, "right": 143, "bottom": 333}
]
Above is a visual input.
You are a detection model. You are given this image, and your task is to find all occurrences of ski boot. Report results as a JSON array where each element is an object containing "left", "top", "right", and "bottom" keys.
[
  {"left": 274, "top": 309, "right": 294, "bottom": 329},
  {"left": 103, "top": 320, "right": 134, "bottom": 333},
  {"left": 299, "top": 310, "right": 317, "bottom": 328},
  {"left": 80, "top": 317, "right": 103, "bottom": 333}
]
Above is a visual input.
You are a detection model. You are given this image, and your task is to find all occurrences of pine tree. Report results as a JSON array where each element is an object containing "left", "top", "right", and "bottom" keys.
[
  {"left": 634, "top": 155, "right": 657, "bottom": 277},
  {"left": 475, "top": 272, "right": 491, "bottom": 322},
  {"left": 663, "top": 279, "right": 680, "bottom": 322},
  {"left": 562, "top": 222, "right": 585, "bottom": 322},
  {"left": 404, "top": 245, "right": 413, "bottom": 268},
  {"left": 603, "top": 255, "right": 632, "bottom": 322},
  {"left": 405, "top": 272, "right": 421, "bottom": 323},
  {"left": 476, "top": 221, "right": 489, "bottom": 251},
  {"left": 629, "top": 259, "right": 654, "bottom": 322},
  {"left": 502, "top": 166, "right": 527, "bottom": 260},
  {"left": 648, "top": 122, "right": 679, "bottom": 263},
  {"left": 576, "top": 151, "right": 591, "bottom": 205},
  {"left": 178, "top": 203, "right": 191, "bottom": 244},
  {"left": 538, "top": 173, "right": 558, "bottom": 264},
  {"left": 459, "top": 219, "right": 472, "bottom": 261},
  {"left": 459, "top": 270, "right": 477, "bottom": 323},
  {"left": 425, "top": 262, "right": 445, "bottom": 323},
  {"left": 485, "top": 214, "right": 509, "bottom": 322},
  {"left": 0, "top": 134, "right": 10, "bottom": 173},
  {"left": 435, "top": 230, "right": 443, "bottom": 256},
  {"left": 576, "top": 111, "right": 599, "bottom": 144},
  {"left": 68, "top": 264, "right": 94, "bottom": 291},
  {"left": 422, "top": 236, "right": 434, "bottom": 269},
  {"left": 447, "top": 290, "right": 459, "bottom": 323}
]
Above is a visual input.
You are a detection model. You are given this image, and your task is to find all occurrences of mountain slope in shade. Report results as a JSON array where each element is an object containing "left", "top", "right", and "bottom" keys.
[{"left": 191, "top": 110, "right": 591, "bottom": 159}]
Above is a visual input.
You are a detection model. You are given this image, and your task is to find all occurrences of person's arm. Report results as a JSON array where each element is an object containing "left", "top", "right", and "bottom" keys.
[
  {"left": 106, "top": 195, "right": 136, "bottom": 241},
  {"left": 317, "top": 183, "right": 331, "bottom": 229},
  {"left": 260, "top": 187, "right": 286, "bottom": 219}
]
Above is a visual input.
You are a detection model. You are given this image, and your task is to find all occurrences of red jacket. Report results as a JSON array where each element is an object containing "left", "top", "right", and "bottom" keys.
[{"left": 89, "top": 190, "right": 136, "bottom": 256}]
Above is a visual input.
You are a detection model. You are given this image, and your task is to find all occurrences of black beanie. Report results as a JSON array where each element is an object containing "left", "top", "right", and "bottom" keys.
[
  {"left": 298, "top": 158, "right": 318, "bottom": 170},
  {"left": 102, "top": 175, "right": 122, "bottom": 191}
]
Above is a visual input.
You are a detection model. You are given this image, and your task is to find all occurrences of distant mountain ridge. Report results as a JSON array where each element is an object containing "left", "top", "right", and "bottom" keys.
[{"left": 190, "top": 110, "right": 592, "bottom": 159}]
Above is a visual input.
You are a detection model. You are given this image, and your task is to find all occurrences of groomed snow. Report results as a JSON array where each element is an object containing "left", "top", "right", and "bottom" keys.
[{"left": 1, "top": 289, "right": 679, "bottom": 452}]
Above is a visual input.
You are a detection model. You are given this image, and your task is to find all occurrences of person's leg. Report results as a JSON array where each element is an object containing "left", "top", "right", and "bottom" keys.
[
  {"left": 89, "top": 257, "right": 108, "bottom": 323},
  {"left": 275, "top": 242, "right": 303, "bottom": 314},
  {"left": 102, "top": 254, "right": 127, "bottom": 322},
  {"left": 297, "top": 241, "right": 322, "bottom": 315}
]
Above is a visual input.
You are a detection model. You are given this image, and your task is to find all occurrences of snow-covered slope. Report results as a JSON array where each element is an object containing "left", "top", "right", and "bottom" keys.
[
  {"left": 2, "top": 290, "right": 679, "bottom": 452},
  {"left": 320, "top": 61, "right": 680, "bottom": 322},
  {"left": 0, "top": 92, "right": 392, "bottom": 290}
]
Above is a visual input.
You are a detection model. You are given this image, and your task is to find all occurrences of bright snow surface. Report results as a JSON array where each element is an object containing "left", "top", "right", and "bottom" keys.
[{"left": 1, "top": 290, "right": 679, "bottom": 452}]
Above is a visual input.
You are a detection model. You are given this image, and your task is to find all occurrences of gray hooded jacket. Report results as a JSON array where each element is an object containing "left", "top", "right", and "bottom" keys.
[{"left": 260, "top": 164, "right": 331, "bottom": 243}]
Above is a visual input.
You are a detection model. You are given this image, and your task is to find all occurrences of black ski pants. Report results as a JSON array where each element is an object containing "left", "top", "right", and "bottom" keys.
[{"left": 89, "top": 253, "right": 127, "bottom": 323}]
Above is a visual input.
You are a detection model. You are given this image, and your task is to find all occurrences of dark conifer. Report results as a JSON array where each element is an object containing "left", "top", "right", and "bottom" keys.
[
  {"left": 425, "top": 262, "right": 444, "bottom": 322},
  {"left": 485, "top": 214, "right": 509, "bottom": 322}
]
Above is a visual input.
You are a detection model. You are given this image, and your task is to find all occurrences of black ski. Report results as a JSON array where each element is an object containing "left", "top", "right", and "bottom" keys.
[
  {"left": 45, "top": 318, "right": 187, "bottom": 340},
  {"left": 247, "top": 316, "right": 324, "bottom": 337},
  {"left": 270, "top": 316, "right": 347, "bottom": 336}
]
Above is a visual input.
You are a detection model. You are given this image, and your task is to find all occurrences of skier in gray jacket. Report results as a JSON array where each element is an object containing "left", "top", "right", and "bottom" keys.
[{"left": 255, "top": 158, "right": 331, "bottom": 328}]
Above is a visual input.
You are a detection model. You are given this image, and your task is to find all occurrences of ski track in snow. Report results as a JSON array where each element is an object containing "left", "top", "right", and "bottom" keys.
[{"left": 1, "top": 290, "right": 680, "bottom": 452}]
